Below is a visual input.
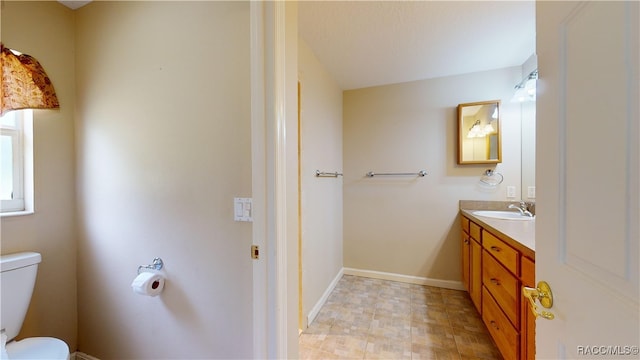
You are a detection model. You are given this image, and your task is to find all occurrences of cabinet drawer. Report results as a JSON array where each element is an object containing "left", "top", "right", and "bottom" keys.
[
  {"left": 461, "top": 216, "right": 470, "bottom": 234},
  {"left": 483, "top": 287, "right": 519, "bottom": 360},
  {"left": 470, "top": 221, "right": 481, "bottom": 241},
  {"left": 483, "top": 251, "right": 519, "bottom": 327},
  {"left": 483, "top": 230, "right": 519, "bottom": 275}
]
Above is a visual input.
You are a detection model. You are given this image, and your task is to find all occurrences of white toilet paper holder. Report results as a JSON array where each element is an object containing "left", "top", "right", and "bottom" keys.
[{"left": 137, "top": 257, "right": 164, "bottom": 274}]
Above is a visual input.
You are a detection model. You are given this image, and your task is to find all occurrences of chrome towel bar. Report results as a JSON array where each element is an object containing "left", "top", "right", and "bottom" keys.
[
  {"left": 316, "top": 170, "right": 343, "bottom": 177},
  {"left": 366, "top": 170, "right": 427, "bottom": 177}
]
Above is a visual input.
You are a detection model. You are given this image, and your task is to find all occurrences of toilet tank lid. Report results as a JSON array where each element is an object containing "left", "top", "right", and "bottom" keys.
[{"left": 0, "top": 252, "right": 42, "bottom": 272}]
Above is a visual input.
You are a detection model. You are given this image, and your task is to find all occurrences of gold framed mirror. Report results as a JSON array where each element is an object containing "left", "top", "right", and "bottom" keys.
[{"left": 457, "top": 100, "right": 501, "bottom": 164}]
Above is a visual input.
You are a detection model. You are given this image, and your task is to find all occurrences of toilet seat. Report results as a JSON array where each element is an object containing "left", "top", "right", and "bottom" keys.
[{"left": 6, "top": 337, "right": 69, "bottom": 360}]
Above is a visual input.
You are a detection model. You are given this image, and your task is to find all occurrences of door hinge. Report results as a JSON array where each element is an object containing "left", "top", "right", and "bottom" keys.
[{"left": 251, "top": 245, "right": 259, "bottom": 260}]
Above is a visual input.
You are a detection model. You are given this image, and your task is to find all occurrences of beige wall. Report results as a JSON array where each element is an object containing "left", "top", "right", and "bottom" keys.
[
  {"left": 0, "top": 1, "right": 78, "bottom": 350},
  {"left": 343, "top": 67, "right": 522, "bottom": 282},
  {"left": 74, "top": 2, "right": 252, "bottom": 358},
  {"left": 298, "top": 39, "right": 343, "bottom": 326},
  {"left": 521, "top": 54, "right": 537, "bottom": 200}
]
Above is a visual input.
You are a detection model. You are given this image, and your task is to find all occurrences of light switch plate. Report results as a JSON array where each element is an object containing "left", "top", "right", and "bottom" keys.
[
  {"left": 527, "top": 186, "right": 536, "bottom": 199},
  {"left": 234, "top": 198, "right": 253, "bottom": 222},
  {"left": 507, "top": 186, "right": 516, "bottom": 198}
]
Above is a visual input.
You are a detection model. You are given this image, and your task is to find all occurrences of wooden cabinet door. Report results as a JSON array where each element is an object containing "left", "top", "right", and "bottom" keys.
[
  {"left": 470, "top": 239, "right": 482, "bottom": 312},
  {"left": 462, "top": 232, "right": 471, "bottom": 292},
  {"left": 521, "top": 257, "right": 535, "bottom": 360}
]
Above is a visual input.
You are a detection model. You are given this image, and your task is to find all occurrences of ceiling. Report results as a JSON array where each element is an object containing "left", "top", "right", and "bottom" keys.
[
  {"left": 299, "top": 1, "right": 536, "bottom": 90},
  {"left": 57, "top": 1, "right": 535, "bottom": 91}
]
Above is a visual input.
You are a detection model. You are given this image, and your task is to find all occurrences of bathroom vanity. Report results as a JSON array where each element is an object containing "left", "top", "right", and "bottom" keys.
[{"left": 459, "top": 202, "right": 535, "bottom": 360}]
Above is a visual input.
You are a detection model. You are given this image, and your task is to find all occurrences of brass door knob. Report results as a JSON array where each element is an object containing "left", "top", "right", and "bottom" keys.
[{"left": 522, "top": 281, "right": 555, "bottom": 320}]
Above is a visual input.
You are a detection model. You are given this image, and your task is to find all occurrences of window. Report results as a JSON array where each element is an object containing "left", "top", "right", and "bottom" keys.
[{"left": 1, "top": 110, "right": 33, "bottom": 215}]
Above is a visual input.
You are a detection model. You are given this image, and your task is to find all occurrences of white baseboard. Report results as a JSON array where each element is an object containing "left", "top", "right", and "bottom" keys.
[
  {"left": 343, "top": 267, "right": 465, "bottom": 291},
  {"left": 305, "top": 268, "right": 344, "bottom": 328},
  {"left": 72, "top": 352, "right": 100, "bottom": 360}
]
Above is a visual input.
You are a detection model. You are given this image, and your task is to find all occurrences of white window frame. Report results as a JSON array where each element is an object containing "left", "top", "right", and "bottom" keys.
[{"left": 1, "top": 110, "right": 34, "bottom": 216}]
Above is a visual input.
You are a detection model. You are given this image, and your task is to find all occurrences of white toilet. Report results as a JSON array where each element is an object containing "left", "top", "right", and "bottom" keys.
[{"left": 0, "top": 252, "right": 70, "bottom": 360}]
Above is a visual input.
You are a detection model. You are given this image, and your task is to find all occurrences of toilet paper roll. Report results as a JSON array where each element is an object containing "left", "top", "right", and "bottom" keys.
[{"left": 131, "top": 272, "right": 164, "bottom": 296}]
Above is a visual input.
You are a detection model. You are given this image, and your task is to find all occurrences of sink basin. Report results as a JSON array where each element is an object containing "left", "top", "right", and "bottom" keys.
[{"left": 472, "top": 210, "right": 535, "bottom": 220}]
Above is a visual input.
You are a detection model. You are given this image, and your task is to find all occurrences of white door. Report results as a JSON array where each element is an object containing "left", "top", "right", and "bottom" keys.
[{"left": 536, "top": 1, "right": 639, "bottom": 359}]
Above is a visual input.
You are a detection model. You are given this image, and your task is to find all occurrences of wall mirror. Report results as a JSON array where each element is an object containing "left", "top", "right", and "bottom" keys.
[{"left": 457, "top": 100, "right": 501, "bottom": 164}]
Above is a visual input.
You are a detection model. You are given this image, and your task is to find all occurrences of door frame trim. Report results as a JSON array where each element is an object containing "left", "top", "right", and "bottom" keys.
[{"left": 252, "top": 2, "right": 297, "bottom": 359}]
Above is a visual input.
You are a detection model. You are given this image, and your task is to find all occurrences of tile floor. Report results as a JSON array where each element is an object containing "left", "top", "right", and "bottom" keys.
[{"left": 299, "top": 275, "right": 502, "bottom": 360}]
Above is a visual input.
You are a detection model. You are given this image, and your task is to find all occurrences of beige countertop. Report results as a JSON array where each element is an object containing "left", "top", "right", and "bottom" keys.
[{"left": 459, "top": 201, "right": 536, "bottom": 259}]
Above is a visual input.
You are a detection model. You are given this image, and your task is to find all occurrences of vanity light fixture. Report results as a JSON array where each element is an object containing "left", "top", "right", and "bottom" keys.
[
  {"left": 468, "top": 119, "right": 495, "bottom": 138},
  {"left": 483, "top": 123, "right": 495, "bottom": 134},
  {"left": 468, "top": 120, "right": 483, "bottom": 138},
  {"left": 512, "top": 69, "right": 538, "bottom": 103}
]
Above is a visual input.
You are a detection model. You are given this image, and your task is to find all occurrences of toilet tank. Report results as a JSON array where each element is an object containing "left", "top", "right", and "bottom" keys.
[{"left": 0, "top": 252, "right": 42, "bottom": 342}]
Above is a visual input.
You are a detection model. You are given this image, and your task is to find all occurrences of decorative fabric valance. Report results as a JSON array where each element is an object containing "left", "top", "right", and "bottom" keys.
[{"left": 1, "top": 43, "right": 59, "bottom": 116}]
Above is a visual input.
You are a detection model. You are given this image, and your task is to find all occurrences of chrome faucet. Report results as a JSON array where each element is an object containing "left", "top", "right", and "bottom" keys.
[{"left": 508, "top": 201, "right": 534, "bottom": 217}]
